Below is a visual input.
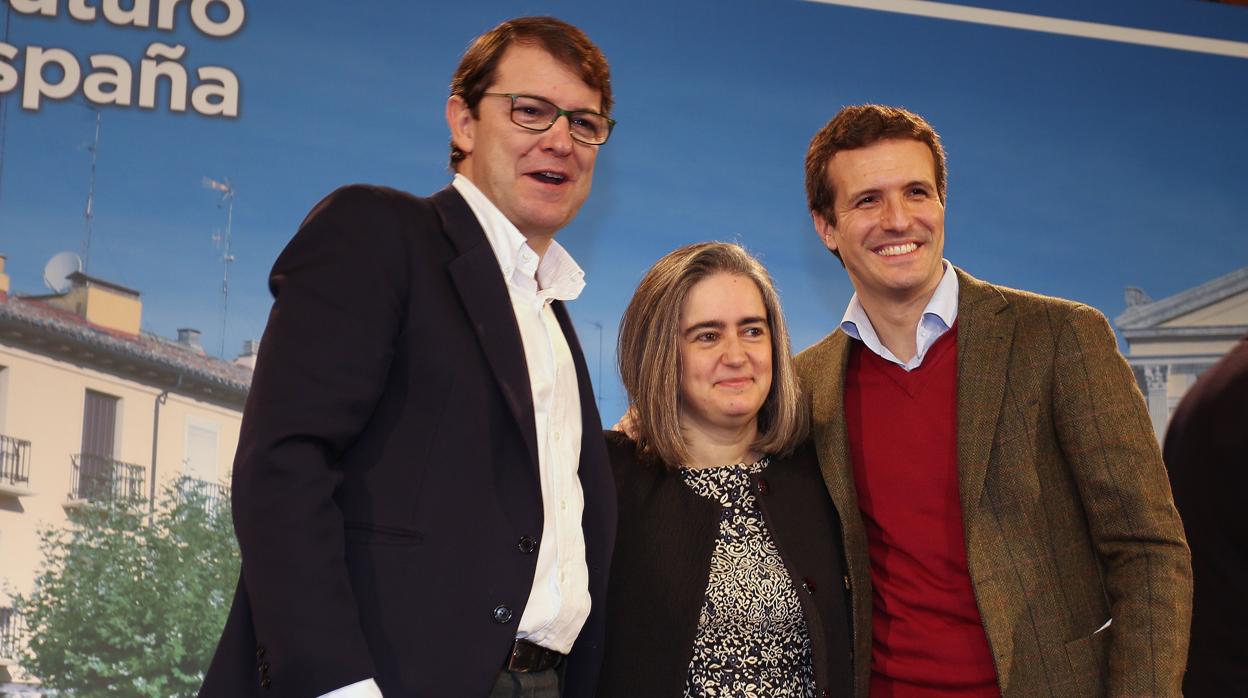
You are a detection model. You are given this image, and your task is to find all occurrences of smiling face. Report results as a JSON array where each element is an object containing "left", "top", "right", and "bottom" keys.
[
  {"left": 447, "top": 43, "right": 602, "bottom": 245},
  {"left": 814, "top": 138, "right": 946, "bottom": 308},
  {"left": 677, "top": 273, "right": 773, "bottom": 437}
]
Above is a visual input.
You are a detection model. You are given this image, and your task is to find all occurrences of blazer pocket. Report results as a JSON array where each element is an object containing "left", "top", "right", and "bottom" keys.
[
  {"left": 343, "top": 521, "right": 425, "bottom": 547},
  {"left": 1061, "top": 621, "right": 1110, "bottom": 697}
]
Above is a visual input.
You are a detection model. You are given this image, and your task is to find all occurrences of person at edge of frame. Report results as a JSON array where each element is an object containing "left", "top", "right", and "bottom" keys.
[{"left": 1165, "top": 335, "right": 1248, "bottom": 697}]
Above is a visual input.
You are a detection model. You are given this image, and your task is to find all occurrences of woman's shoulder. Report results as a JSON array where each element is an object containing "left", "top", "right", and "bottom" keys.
[
  {"left": 766, "top": 439, "right": 828, "bottom": 495},
  {"left": 604, "top": 430, "right": 687, "bottom": 500},
  {"left": 604, "top": 429, "right": 637, "bottom": 455}
]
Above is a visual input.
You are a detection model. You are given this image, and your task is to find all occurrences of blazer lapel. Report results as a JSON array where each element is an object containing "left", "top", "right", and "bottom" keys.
[
  {"left": 954, "top": 268, "right": 1015, "bottom": 515},
  {"left": 552, "top": 301, "right": 602, "bottom": 438},
  {"left": 802, "top": 329, "right": 872, "bottom": 697},
  {"left": 433, "top": 186, "right": 540, "bottom": 474}
]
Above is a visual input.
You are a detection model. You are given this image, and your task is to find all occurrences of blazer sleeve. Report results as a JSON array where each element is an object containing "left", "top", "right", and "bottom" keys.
[
  {"left": 1051, "top": 304, "right": 1192, "bottom": 696},
  {"left": 229, "top": 186, "right": 413, "bottom": 695}
]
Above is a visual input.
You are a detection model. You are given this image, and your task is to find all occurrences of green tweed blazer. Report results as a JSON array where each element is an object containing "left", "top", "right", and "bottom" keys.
[{"left": 794, "top": 268, "right": 1192, "bottom": 698}]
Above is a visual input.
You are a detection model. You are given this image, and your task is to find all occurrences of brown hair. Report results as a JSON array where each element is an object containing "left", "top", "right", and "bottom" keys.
[
  {"left": 617, "top": 242, "right": 808, "bottom": 467},
  {"left": 805, "top": 104, "right": 947, "bottom": 230},
  {"left": 448, "top": 16, "right": 613, "bottom": 167}
]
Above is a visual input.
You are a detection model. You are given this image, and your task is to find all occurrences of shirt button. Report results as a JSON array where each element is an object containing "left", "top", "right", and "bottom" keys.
[
  {"left": 554, "top": 431, "right": 561, "bottom": 441},
  {"left": 517, "top": 536, "right": 538, "bottom": 554},
  {"left": 492, "top": 605, "right": 514, "bottom": 624},
  {"left": 560, "top": 500, "right": 567, "bottom": 511}
]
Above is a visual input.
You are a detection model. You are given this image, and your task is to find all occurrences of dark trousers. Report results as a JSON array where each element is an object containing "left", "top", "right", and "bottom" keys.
[{"left": 488, "top": 665, "right": 562, "bottom": 698}]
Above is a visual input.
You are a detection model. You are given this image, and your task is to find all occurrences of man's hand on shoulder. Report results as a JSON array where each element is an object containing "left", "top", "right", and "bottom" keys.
[{"left": 610, "top": 406, "right": 638, "bottom": 439}]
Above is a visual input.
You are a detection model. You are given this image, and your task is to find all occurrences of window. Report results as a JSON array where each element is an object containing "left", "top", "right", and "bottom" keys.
[
  {"left": 184, "top": 418, "right": 219, "bottom": 483},
  {"left": 77, "top": 389, "right": 119, "bottom": 500}
]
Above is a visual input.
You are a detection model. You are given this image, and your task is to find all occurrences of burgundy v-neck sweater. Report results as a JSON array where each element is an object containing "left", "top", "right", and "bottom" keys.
[{"left": 845, "top": 324, "right": 999, "bottom": 697}]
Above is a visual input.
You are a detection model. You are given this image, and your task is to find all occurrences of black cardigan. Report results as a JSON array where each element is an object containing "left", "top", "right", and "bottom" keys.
[{"left": 597, "top": 431, "right": 853, "bottom": 697}]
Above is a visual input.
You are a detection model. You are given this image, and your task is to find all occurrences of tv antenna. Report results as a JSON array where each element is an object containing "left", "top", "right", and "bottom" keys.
[
  {"left": 204, "top": 176, "right": 235, "bottom": 357},
  {"left": 81, "top": 108, "right": 102, "bottom": 274},
  {"left": 43, "top": 250, "right": 83, "bottom": 294}
]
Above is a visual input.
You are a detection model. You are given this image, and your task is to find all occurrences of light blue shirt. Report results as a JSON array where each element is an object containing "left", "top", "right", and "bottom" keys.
[{"left": 840, "top": 261, "right": 959, "bottom": 372}]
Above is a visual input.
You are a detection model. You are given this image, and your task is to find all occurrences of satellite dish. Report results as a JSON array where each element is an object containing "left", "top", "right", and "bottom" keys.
[{"left": 43, "top": 251, "right": 83, "bottom": 294}]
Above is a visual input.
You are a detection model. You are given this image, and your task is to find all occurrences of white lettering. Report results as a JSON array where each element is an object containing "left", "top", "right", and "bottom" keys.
[
  {"left": 191, "top": 65, "right": 237, "bottom": 117},
  {"left": 189, "top": 0, "right": 244, "bottom": 38},
  {"left": 0, "top": 44, "right": 18, "bottom": 95},
  {"left": 10, "top": 0, "right": 57, "bottom": 17},
  {"left": 155, "top": 0, "right": 185, "bottom": 30},
  {"left": 83, "top": 53, "right": 133, "bottom": 106},
  {"left": 68, "top": 0, "right": 99, "bottom": 21},
  {"left": 138, "top": 42, "right": 187, "bottom": 111},
  {"left": 102, "top": 0, "right": 152, "bottom": 28},
  {"left": 23, "top": 46, "right": 81, "bottom": 110}
]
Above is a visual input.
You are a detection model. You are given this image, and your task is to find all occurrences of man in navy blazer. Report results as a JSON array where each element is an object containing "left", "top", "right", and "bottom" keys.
[{"left": 199, "top": 17, "right": 617, "bottom": 698}]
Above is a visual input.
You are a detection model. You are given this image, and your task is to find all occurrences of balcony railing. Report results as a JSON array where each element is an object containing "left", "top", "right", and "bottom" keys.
[
  {"left": 69, "top": 453, "right": 147, "bottom": 504},
  {"left": 176, "top": 478, "right": 230, "bottom": 514},
  {"left": 0, "top": 606, "right": 22, "bottom": 662},
  {"left": 0, "top": 434, "right": 31, "bottom": 489}
]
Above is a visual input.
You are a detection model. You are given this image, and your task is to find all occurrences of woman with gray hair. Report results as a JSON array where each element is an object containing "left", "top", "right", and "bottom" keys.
[{"left": 597, "top": 242, "right": 852, "bottom": 697}]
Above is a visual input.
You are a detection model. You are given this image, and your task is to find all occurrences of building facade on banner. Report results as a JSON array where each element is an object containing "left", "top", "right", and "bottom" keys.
[
  {"left": 0, "top": 256, "right": 253, "bottom": 691},
  {"left": 1115, "top": 266, "right": 1248, "bottom": 441}
]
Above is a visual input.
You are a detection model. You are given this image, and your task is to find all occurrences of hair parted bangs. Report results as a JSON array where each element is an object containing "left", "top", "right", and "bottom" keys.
[
  {"left": 617, "top": 242, "right": 808, "bottom": 468},
  {"left": 448, "top": 16, "right": 612, "bottom": 168}
]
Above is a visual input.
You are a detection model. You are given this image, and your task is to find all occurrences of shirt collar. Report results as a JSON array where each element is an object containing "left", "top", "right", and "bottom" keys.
[
  {"left": 840, "top": 260, "right": 959, "bottom": 370},
  {"left": 452, "top": 174, "right": 585, "bottom": 302}
]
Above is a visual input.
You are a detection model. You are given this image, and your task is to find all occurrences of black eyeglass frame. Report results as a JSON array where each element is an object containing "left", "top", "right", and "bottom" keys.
[{"left": 482, "top": 92, "right": 617, "bottom": 145}]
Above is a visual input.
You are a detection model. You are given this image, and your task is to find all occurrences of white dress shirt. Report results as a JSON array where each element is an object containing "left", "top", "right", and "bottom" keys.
[
  {"left": 452, "top": 174, "right": 591, "bottom": 651},
  {"left": 318, "top": 177, "right": 591, "bottom": 698},
  {"left": 840, "top": 261, "right": 960, "bottom": 371}
]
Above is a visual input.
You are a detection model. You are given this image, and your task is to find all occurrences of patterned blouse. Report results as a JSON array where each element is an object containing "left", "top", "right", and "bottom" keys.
[{"left": 679, "top": 457, "right": 816, "bottom": 698}]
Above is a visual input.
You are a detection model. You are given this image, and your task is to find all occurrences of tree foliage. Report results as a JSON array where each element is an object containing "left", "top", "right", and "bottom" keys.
[{"left": 14, "top": 479, "right": 238, "bottom": 697}]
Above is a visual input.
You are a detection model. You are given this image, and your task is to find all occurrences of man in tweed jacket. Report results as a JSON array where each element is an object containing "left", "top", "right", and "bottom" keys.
[{"left": 795, "top": 104, "right": 1191, "bottom": 697}]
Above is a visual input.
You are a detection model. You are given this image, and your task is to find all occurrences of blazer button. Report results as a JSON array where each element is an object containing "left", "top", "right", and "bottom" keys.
[
  {"left": 492, "top": 604, "right": 514, "bottom": 624},
  {"left": 803, "top": 576, "right": 817, "bottom": 593},
  {"left": 260, "top": 677, "right": 272, "bottom": 689},
  {"left": 756, "top": 477, "right": 770, "bottom": 495},
  {"left": 255, "top": 645, "right": 266, "bottom": 659},
  {"left": 517, "top": 536, "right": 538, "bottom": 554}
]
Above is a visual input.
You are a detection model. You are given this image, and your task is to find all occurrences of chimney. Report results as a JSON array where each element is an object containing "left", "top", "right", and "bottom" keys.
[
  {"left": 41, "top": 272, "right": 143, "bottom": 335},
  {"left": 234, "top": 338, "right": 259, "bottom": 370},
  {"left": 0, "top": 256, "right": 9, "bottom": 297},
  {"left": 177, "top": 328, "right": 205, "bottom": 354}
]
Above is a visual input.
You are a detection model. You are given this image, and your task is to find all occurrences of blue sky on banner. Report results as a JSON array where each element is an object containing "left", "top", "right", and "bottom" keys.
[{"left": 3, "top": 0, "right": 1247, "bottom": 418}]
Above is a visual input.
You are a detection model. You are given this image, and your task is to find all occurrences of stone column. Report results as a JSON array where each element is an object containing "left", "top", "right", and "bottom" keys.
[{"left": 1144, "top": 364, "right": 1169, "bottom": 440}]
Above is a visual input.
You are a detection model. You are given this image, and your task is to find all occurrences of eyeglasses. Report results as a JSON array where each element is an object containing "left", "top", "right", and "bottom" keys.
[{"left": 483, "top": 93, "right": 616, "bottom": 146}]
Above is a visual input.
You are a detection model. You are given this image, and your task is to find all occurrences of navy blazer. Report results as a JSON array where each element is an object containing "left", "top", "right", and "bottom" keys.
[{"left": 199, "top": 185, "right": 616, "bottom": 697}]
